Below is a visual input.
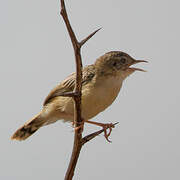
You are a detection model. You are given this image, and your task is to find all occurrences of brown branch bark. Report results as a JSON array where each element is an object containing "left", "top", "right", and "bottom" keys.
[
  {"left": 60, "top": 1, "right": 100, "bottom": 179},
  {"left": 60, "top": 1, "right": 116, "bottom": 180},
  {"left": 79, "top": 28, "right": 101, "bottom": 47}
]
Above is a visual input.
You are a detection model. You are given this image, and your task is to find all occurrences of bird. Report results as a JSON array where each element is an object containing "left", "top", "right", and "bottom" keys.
[{"left": 11, "top": 51, "right": 147, "bottom": 141}]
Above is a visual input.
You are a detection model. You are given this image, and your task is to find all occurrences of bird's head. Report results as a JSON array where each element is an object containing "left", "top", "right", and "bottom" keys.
[{"left": 95, "top": 51, "right": 148, "bottom": 79}]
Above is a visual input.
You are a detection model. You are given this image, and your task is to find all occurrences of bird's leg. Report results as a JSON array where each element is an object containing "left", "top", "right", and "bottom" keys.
[
  {"left": 74, "top": 120, "right": 115, "bottom": 142},
  {"left": 85, "top": 120, "right": 115, "bottom": 142}
]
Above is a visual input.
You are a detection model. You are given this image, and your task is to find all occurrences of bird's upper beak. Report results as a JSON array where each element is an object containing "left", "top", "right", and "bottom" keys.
[{"left": 128, "top": 59, "right": 148, "bottom": 72}]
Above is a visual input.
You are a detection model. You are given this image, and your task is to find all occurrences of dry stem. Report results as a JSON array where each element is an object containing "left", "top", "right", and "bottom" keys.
[{"left": 60, "top": 1, "right": 117, "bottom": 179}]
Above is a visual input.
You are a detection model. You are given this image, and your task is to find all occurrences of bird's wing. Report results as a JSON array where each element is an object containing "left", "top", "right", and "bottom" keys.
[{"left": 43, "top": 65, "right": 95, "bottom": 105}]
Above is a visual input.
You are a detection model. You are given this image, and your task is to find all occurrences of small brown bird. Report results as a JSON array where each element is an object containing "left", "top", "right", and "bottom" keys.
[{"left": 11, "top": 51, "right": 147, "bottom": 141}]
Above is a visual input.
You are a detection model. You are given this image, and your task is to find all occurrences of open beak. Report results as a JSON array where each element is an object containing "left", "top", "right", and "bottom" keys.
[{"left": 128, "top": 59, "right": 148, "bottom": 72}]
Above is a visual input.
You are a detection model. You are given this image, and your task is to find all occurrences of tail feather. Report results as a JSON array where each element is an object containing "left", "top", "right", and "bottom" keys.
[{"left": 11, "top": 113, "right": 44, "bottom": 141}]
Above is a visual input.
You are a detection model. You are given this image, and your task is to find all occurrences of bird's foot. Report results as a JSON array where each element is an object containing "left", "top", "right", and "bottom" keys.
[
  {"left": 99, "top": 123, "right": 115, "bottom": 143},
  {"left": 85, "top": 120, "right": 115, "bottom": 143}
]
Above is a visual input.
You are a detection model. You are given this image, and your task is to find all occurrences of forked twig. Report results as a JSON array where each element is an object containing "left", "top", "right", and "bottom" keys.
[{"left": 79, "top": 28, "right": 102, "bottom": 47}]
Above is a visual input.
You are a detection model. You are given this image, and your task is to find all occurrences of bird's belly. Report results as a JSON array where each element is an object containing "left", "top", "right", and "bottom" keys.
[
  {"left": 53, "top": 79, "right": 122, "bottom": 121},
  {"left": 81, "top": 84, "right": 121, "bottom": 120}
]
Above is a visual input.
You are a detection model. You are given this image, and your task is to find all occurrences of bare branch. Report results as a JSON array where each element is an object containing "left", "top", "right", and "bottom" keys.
[
  {"left": 60, "top": 0, "right": 116, "bottom": 179},
  {"left": 81, "top": 129, "right": 104, "bottom": 145},
  {"left": 60, "top": 0, "right": 78, "bottom": 49},
  {"left": 60, "top": 1, "right": 83, "bottom": 179},
  {"left": 79, "top": 28, "right": 102, "bottom": 47}
]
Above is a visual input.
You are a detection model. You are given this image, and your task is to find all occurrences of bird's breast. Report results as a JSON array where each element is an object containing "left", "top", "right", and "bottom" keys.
[{"left": 81, "top": 76, "right": 123, "bottom": 120}]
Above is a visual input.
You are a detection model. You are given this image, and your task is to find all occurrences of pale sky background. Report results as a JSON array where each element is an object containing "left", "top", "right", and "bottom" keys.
[{"left": 1, "top": 0, "right": 180, "bottom": 179}]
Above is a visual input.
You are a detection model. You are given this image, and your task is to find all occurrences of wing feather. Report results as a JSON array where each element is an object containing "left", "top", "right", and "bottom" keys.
[{"left": 43, "top": 65, "right": 95, "bottom": 105}]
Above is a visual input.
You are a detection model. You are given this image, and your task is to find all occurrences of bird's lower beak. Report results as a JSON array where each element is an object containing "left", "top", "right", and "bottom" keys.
[{"left": 128, "top": 59, "right": 148, "bottom": 72}]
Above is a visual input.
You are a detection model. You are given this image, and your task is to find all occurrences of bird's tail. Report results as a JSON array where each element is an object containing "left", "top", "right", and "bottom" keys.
[{"left": 11, "top": 112, "right": 45, "bottom": 141}]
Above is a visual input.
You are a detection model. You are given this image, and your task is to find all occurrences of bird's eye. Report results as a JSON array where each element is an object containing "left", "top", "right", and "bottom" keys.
[{"left": 120, "top": 58, "right": 126, "bottom": 64}]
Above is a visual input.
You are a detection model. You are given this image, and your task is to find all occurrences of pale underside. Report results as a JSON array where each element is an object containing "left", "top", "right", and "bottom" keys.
[{"left": 41, "top": 65, "right": 123, "bottom": 125}]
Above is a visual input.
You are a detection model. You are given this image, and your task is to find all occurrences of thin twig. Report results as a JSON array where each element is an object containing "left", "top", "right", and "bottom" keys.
[
  {"left": 61, "top": 1, "right": 82, "bottom": 179},
  {"left": 60, "top": 0, "right": 78, "bottom": 49},
  {"left": 60, "top": 1, "right": 101, "bottom": 180},
  {"left": 79, "top": 28, "right": 102, "bottom": 47}
]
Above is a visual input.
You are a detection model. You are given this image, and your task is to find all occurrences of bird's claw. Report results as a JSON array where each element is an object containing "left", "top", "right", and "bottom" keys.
[
  {"left": 73, "top": 120, "right": 118, "bottom": 142},
  {"left": 102, "top": 123, "right": 115, "bottom": 143}
]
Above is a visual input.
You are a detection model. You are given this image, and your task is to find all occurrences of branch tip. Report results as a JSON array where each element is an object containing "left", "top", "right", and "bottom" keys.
[
  {"left": 113, "top": 122, "right": 119, "bottom": 126},
  {"left": 79, "top": 27, "right": 102, "bottom": 47}
]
